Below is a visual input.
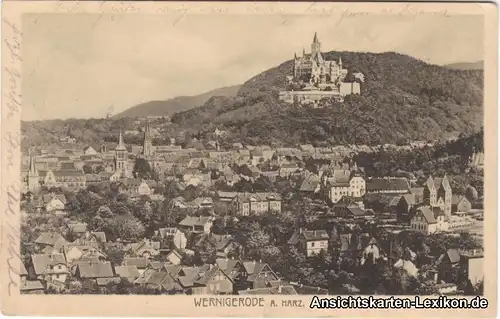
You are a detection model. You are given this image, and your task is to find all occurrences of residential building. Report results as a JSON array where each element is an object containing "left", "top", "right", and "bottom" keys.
[
  {"left": 242, "top": 260, "right": 280, "bottom": 289},
  {"left": 119, "top": 179, "right": 152, "bottom": 198},
  {"left": 232, "top": 192, "right": 282, "bottom": 216},
  {"left": 451, "top": 195, "right": 472, "bottom": 213},
  {"left": 191, "top": 265, "right": 234, "bottom": 295},
  {"left": 288, "top": 228, "right": 329, "bottom": 257},
  {"left": 178, "top": 216, "right": 215, "bottom": 234},
  {"left": 323, "top": 170, "right": 365, "bottom": 203},
  {"left": 157, "top": 227, "right": 188, "bottom": 250},
  {"left": 31, "top": 253, "right": 68, "bottom": 283},
  {"left": 459, "top": 249, "right": 484, "bottom": 288}
]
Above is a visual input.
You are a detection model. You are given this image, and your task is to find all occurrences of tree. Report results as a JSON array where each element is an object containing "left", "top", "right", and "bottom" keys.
[
  {"left": 83, "top": 164, "right": 94, "bottom": 174},
  {"left": 103, "top": 242, "right": 126, "bottom": 266},
  {"left": 133, "top": 158, "right": 152, "bottom": 180},
  {"left": 109, "top": 215, "right": 145, "bottom": 242}
]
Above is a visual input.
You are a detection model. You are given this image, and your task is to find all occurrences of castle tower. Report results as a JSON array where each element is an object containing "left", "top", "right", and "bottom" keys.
[
  {"left": 311, "top": 32, "right": 321, "bottom": 55},
  {"left": 143, "top": 119, "right": 153, "bottom": 157},
  {"left": 27, "top": 149, "right": 39, "bottom": 191},
  {"left": 115, "top": 129, "right": 128, "bottom": 177}
]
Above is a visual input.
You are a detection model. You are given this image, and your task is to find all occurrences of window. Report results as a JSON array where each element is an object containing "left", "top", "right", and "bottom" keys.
[{"left": 311, "top": 242, "right": 315, "bottom": 247}]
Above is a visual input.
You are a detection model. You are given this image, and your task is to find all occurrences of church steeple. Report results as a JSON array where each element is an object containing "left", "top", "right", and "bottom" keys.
[
  {"left": 142, "top": 118, "right": 153, "bottom": 157},
  {"left": 27, "top": 148, "right": 40, "bottom": 191},
  {"left": 114, "top": 128, "right": 128, "bottom": 178},
  {"left": 116, "top": 128, "right": 126, "bottom": 151},
  {"left": 28, "top": 148, "right": 37, "bottom": 174},
  {"left": 313, "top": 32, "right": 319, "bottom": 43}
]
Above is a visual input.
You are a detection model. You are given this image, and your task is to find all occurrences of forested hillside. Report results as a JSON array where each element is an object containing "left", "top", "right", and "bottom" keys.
[{"left": 170, "top": 51, "right": 483, "bottom": 146}]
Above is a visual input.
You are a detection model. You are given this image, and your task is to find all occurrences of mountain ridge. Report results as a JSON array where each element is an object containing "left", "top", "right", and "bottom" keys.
[
  {"left": 114, "top": 84, "right": 241, "bottom": 118},
  {"left": 444, "top": 61, "right": 484, "bottom": 70}
]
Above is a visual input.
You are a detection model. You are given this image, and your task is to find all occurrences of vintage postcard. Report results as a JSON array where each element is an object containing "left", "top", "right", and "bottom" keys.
[{"left": 1, "top": 1, "right": 497, "bottom": 317}]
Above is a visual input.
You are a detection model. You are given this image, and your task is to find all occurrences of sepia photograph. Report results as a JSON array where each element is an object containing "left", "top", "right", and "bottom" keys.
[{"left": 1, "top": 1, "right": 497, "bottom": 317}]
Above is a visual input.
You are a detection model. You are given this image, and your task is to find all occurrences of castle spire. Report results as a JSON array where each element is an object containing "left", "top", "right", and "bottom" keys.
[
  {"left": 313, "top": 32, "right": 319, "bottom": 44},
  {"left": 116, "top": 128, "right": 126, "bottom": 151}
]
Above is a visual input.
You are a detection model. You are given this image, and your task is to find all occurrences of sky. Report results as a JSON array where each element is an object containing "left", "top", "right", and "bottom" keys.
[{"left": 22, "top": 13, "right": 484, "bottom": 121}]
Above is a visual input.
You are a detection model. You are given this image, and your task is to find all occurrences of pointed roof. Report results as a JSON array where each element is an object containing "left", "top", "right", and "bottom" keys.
[
  {"left": 144, "top": 119, "right": 151, "bottom": 138},
  {"left": 116, "top": 129, "right": 126, "bottom": 151},
  {"left": 313, "top": 32, "right": 319, "bottom": 43},
  {"left": 28, "top": 149, "right": 37, "bottom": 174}
]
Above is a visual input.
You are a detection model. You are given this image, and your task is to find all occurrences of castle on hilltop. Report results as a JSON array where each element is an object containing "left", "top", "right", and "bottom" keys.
[
  {"left": 293, "top": 32, "right": 348, "bottom": 87},
  {"left": 279, "top": 33, "right": 364, "bottom": 106}
]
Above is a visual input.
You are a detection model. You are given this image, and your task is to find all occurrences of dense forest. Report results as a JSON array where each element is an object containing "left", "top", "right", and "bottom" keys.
[{"left": 22, "top": 51, "right": 483, "bottom": 148}]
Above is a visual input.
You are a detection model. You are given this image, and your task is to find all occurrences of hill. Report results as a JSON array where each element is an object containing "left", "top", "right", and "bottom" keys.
[
  {"left": 444, "top": 61, "right": 484, "bottom": 70},
  {"left": 170, "top": 51, "right": 484, "bottom": 146},
  {"left": 114, "top": 85, "right": 241, "bottom": 118}
]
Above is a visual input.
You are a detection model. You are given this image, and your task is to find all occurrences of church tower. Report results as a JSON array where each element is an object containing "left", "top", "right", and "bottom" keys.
[
  {"left": 143, "top": 119, "right": 153, "bottom": 157},
  {"left": 311, "top": 32, "right": 321, "bottom": 55},
  {"left": 27, "top": 150, "right": 39, "bottom": 191},
  {"left": 115, "top": 129, "right": 128, "bottom": 177}
]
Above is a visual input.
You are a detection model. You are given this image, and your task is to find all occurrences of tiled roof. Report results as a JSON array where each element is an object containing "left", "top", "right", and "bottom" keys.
[
  {"left": 288, "top": 229, "right": 329, "bottom": 245},
  {"left": 35, "top": 232, "right": 67, "bottom": 247},
  {"left": 416, "top": 206, "right": 437, "bottom": 224},
  {"left": 114, "top": 265, "right": 141, "bottom": 279},
  {"left": 238, "top": 285, "right": 297, "bottom": 295},
  {"left": 366, "top": 177, "right": 410, "bottom": 192},
  {"left": 327, "top": 170, "right": 352, "bottom": 187},
  {"left": 123, "top": 257, "right": 149, "bottom": 269},
  {"left": 179, "top": 216, "right": 213, "bottom": 227},
  {"left": 31, "top": 254, "right": 67, "bottom": 275},
  {"left": 77, "top": 261, "right": 114, "bottom": 278},
  {"left": 20, "top": 280, "right": 44, "bottom": 292}
]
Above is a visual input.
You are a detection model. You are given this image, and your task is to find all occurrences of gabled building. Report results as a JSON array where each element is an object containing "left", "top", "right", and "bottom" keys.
[
  {"left": 242, "top": 260, "right": 280, "bottom": 289},
  {"left": 191, "top": 265, "right": 234, "bottom": 295},
  {"left": 288, "top": 228, "right": 329, "bottom": 257},
  {"left": 119, "top": 179, "right": 152, "bottom": 198},
  {"left": 409, "top": 206, "right": 448, "bottom": 235},
  {"left": 124, "top": 239, "right": 160, "bottom": 259},
  {"left": 178, "top": 216, "right": 215, "bottom": 234},
  {"left": 31, "top": 253, "right": 68, "bottom": 283},
  {"left": 322, "top": 170, "right": 365, "bottom": 203},
  {"left": 451, "top": 195, "right": 472, "bottom": 213},
  {"left": 157, "top": 227, "right": 188, "bottom": 250},
  {"left": 231, "top": 192, "right": 282, "bottom": 216}
]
